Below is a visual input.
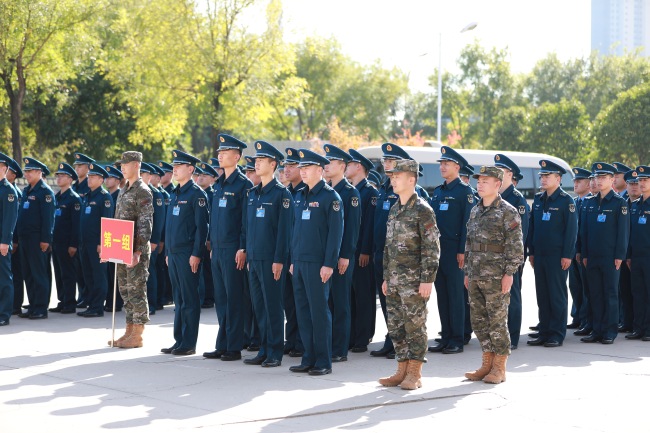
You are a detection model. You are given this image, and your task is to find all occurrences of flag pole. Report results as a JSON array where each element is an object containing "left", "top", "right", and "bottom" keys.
[{"left": 110, "top": 263, "right": 118, "bottom": 347}]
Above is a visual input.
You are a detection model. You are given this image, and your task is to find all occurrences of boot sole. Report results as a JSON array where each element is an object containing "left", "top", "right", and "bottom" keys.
[{"left": 400, "top": 381, "right": 422, "bottom": 390}]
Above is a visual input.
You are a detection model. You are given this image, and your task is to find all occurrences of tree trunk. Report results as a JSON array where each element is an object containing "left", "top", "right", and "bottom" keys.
[{"left": 10, "top": 99, "right": 22, "bottom": 163}]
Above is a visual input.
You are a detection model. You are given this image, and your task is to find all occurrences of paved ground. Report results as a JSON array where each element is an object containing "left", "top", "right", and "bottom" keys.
[{"left": 1, "top": 266, "right": 649, "bottom": 432}]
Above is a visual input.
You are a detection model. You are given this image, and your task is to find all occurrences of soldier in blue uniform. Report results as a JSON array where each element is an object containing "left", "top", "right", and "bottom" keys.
[
  {"left": 161, "top": 150, "right": 209, "bottom": 356},
  {"left": 368, "top": 170, "right": 382, "bottom": 188},
  {"left": 241, "top": 141, "right": 292, "bottom": 367},
  {"left": 427, "top": 146, "right": 475, "bottom": 355},
  {"left": 281, "top": 148, "right": 305, "bottom": 357},
  {"left": 289, "top": 149, "right": 343, "bottom": 376},
  {"left": 612, "top": 162, "right": 631, "bottom": 200},
  {"left": 579, "top": 162, "right": 630, "bottom": 344},
  {"left": 617, "top": 168, "right": 638, "bottom": 333},
  {"left": 17, "top": 158, "right": 55, "bottom": 319},
  {"left": 244, "top": 156, "right": 260, "bottom": 185},
  {"left": 148, "top": 163, "right": 169, "bottom": 310},
  {"left": 627, "top": 166, "right": 650, "bottom": 340},
  {"left": 72, "top": 153, "right": 94, "bottom": 309},
  {"left": 0, "top": 152, "right": 19, "bottom": 326},
  {"left": 139, "top": 163, "right": 164, "bottom": 315},
  {"left": 103, "top": 165, "right": 124, "bottom": 312},
  {"left": 49, "top": 163, "right": 82, "bottom": 315},
  {"left": 195, "top": 162, "right": 216, "bottom": 309},
  {"left": 78, "top": 163, "right": 114, "bottom": 317},
  {"left": 158, "top": 160, "right": 175, "bottom": 306},
  {"left": 7, "top": 158, "right": 24, "bottom": 315},
  {"left": 493, "top": 154, "right": 530, "bottom": 349},
  {"left": 323, "top": 144, "right": 361, "bottom": 362},
  {"left": 527, "top": 160, "right": 578, "bottom": 347},
  {"left": 203, "top": 134, "right": 253, "bottom": 361},
  {"left": 346, "top": 148, "right": 378, "bottom": 352}
]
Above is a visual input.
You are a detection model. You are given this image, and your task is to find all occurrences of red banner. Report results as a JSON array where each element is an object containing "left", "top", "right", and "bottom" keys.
[{"left": 100, "top": 218, "right": 135, "bottom": 265}]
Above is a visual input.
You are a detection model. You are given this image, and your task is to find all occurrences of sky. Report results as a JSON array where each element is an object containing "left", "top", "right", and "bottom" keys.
[{"left": 275, "top": 0, "right": 592, "bottom": 92}]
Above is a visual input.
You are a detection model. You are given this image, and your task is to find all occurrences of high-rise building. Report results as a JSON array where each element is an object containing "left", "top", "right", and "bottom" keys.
[{"left": 592, "top": 0, "right": 650, "bottom": 56}]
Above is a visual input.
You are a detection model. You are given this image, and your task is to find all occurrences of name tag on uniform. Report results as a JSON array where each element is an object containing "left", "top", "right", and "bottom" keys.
[
  {"left": 639, "top": 216, "right": 646, "bottom": 225},
  {"left": 85, "top": 206, "right": 91, "bottom": 214},
  {"left": 219, "top": 198, "right": 227, "bottom": 208},
  {"left": 439, "top": 203, "right": 449, "bottom": 211},
  {"left": 383, "top": 200, "right": 391, "bottom": 210},
  {"left": 256, "top": 207, "right": 265, "bottom": 218},
  {"left": 23, "top": 202, "right": 29, "bottom": 209},
  {"left": 542, "top": 212, "right": 551, "bottom": 221},
  {"left": 302, "top": 210, "right": 311, "bottom": 220},
  {"left": 173, "top": 206, "right": 180, "bottom": 216},
  {"left": 55, "top": 209, "right": 62, "bottom": 217},
  {"left": 597, "top": 214, "right": 606, "bottom": 223}
]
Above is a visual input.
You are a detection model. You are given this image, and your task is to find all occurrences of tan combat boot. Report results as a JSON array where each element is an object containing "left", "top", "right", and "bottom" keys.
[
  {"left": 465, "top": 351, "right": 495, "bottom": 381},
  {"left": 118, "top": 324, "right": 144, "bottom": 349},
  {"left": 108, "top": 323, "right": 133, "bottom": 347},
  {"left": 400, "top": 359, "right": 424, "bottom": 390},
  {"left": 483, "top": 354, "right": 508, "bottom": 384},
  {"left": 378, "top": 360, "right": 409, "bottom": 387}
]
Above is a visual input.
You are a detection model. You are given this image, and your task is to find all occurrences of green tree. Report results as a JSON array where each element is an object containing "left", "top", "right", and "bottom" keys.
[{"left": 486, "top": 105, "right": 531, "bottom": 151}]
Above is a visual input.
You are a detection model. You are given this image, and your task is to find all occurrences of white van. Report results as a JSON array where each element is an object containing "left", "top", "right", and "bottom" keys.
[{"left": 357, "top": 145, "right": 574, "bottom": 200}]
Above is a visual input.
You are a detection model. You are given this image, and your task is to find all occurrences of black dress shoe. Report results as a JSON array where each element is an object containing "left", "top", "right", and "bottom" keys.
[
  {"left": 308, "top": 367, "right": 332, "bottom": 376},
  {"left": 510, "top": 344, "right": 518, "bottom": 350},
  {"left": 18, "top": 312, "right": 30, "bottom": 318},
  {"left": 82, "top": 311, "right": 104, "bottom": 318},
  {"left": 247, "top": 344, "right": 261, "bottom": 352},
  {"left": 574, "top": 327, "right": 592, "bottom": 336},
  {"left": 29, "top": 313, "right": 48, "bottom": 320},
  {"left": 386, "top": 351, "right": 396, "bottom": 359},
  {"left": 48, "top": 306, "right": 62, "bottom": 313},
  {"left": 370, "top": 347, "right": 392, "bottom": 357},
  {"left": 77, "top": 310, "right": 89, "bottom": 317},
  {"left": 566, "top": 322, "right": 580, "bottom": 329},
  {"left": 243, "top": 355, "right": 265, "bottom": 365},
  {"left": 527, "top": 337, "right": 547, "bottom": 346},
  {"left": 221, "top": 351, "right": 242, "bottom": 361},
  {"left": 61, "top": 308, "right": 76, "bottom": 314},
  {"left": 161, "top": 345, "right": 178, "bottom": 354},
  {"left": 201, "top": 303, "right": 214, "bottom": 309},
  {"left": 642, "top": 335, "right": 650, "bottom": 341},
  {"left": 104, "top": 305, "right": 122, "bottom": 312},
  {"left": 0, "top": 319, "right": 9, "bottom": 326},
  {"left": 529, "top": 325, "right": 539, "bottom": 331},
  {"left": 428, "top": 342, "right": 446, "bottom": 353},
  {"left": 350, "top": 346, "right": 367, "bottom": 353},
  {"left": 11, "top": 309, "right": 21, "bottom": 315},
  {"left": 289, "top": 364, "right": 313, "bottom": 373},
  {"left": 442, "top": 345, "right": 463, "bottom": 354},
  {"left": 625, "top": 331, "right": 643, "bottom": 340},
  {"left": 331, "top": 356, "right": 347, "bottom": 362},
  {"left": 76, "top": 302, "right": 87, "bottom": 309},
  {"left": 155, "top": 304, "right": 163, "bottom": 310},
  {"left": 171, "top": 348, "right": 196, "bottom": 356},
  {"left": 544, "top": 340, "right": 562, "bottom": 348},
  {"left": 580, "top": 334, "right": 602, "bottom": 343},
  {"left": 464, "top": 336, "right": 471, "bottom": 345},
  {"left": 618, "top": 325, "right": 633, "bottom": 333},
  {"left": 283, "top": 346, "right": 293, "bottom": 355},
  {"left": 528, "top": 332, "right": 540, "bottom": 338},
  {"left": 601, "top": 338, "right": 614, "bottom": 344},
  {"left": 203, "top": 349, "right": 225, "bottom": 359},
  {"left": 262, "top": 359, "right": 281, "bottom": 367},
  {"left": 288, "top": 349, "right": 303, "bottom": 357}
]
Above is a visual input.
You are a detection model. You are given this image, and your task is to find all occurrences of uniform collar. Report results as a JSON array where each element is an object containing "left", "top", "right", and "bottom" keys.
[
  {"left": 177, "top": 179, "right": 197, "bottom": 194},
  {"left": 218, "top": 169, "right": 240, "bottom": 185},
  {"left": 305, "top": 179, "right": 326, "bottom": 196},
  {"left": 331, "top": 178, "right": 348, "bottom": 193},
  {"left": 356, "top": 178, "right": 368, "bottom": 190},
  {"left": 501, "top": 184, "right": 515, "bottom": 199},
  {"left": 599, "top": 189, "right": 616, "bottom": 202},
  {"left": 543, "top": 187, "right": 562, "bottom": 201},
  {"left": 442, "top": 177, "right": 461, "bottom": 190},
  {"left": 256, "top": 178, "right": 279, "bottom": 195},
  {"left": 289, "top": 181, "right": 305, "bottom": 193}
]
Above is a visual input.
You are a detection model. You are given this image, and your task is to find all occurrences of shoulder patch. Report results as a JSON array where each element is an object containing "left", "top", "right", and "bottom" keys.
[
  {"left": 622, "top": 206, "right": 627, "bottom": 215},
  {"left": 74, "top": 203, "right": 81, "bottom": 211},
  {"left": 105, "top": 200, "right": 111, "bottom": 208},
  {"left": 156, "top": 198, "right": 163, "bottom": 206},
  {"left": 518, "top": 205, "right": 526, "bottom": 214},
  {"left": 569, "top": 203, "right": 575, "bottom": 213},
  {"left": 509, "top": 220, "right": 520, "bottom": 230},
  {"left": 467, "top": 194, "right": 474, "bottom": 203},
  {"left": 371, "top": 196, "right": 377, "bottom": 206},
  {"left": 7, "top": 194, "right": 14, "bottom": 202},
  {"left": 45, "top": 195, "right": 52, "bottom": 203},
  {"left": 198, "top": 198, "right": 206, "bottom": 207},
  {"left": 333, "top": 200, "right": 340, "bottom": 211},
  {"left": 351, "top": 196, "right": 359, "bottom": 207},
  {"left": 283, "top": 198, "right": 290, "bottom": 209}
]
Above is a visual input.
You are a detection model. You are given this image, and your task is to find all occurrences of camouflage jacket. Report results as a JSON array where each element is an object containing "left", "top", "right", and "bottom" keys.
[
  {"left": 464, "top": 194, "right": 524, "bottom": 280},
  {"left": 115, "top": 178, "right": 154, "bottom": 255},
  {"left": 383, "top": 193, "right": 440, "bottom": 286}
]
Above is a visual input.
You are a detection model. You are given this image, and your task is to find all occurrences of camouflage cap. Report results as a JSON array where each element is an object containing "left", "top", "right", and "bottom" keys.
[
  {"left": 473, "top": 165, "right": 504, "bottom": 180},
  {"left": 385, "top": 159, "right": 418, "bottom": 174},
  {"left": 116, "top": 151, "right": 143, "bottom": 164}
]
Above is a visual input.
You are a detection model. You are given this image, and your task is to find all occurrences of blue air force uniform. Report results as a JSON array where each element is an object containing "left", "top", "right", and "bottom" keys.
[
  {"left": 165, "top": 150, "right": 209, "bottom": 352},
  {"left": 348, "top": 149, "right": 379, "bottom": 350},
  {"left": 79, "top": 164, "right": 114, "bottom": 316},
  {"left": 52, "top": 163, "right": 82, "bottom": 313},
  {"left": 324, "top": 144, "right": 361, "bottom": 359},
  {"left": 198, "top": 163, "right": 216, "bottom": 309},
  {"left": 243, "top": 141, "right": 293, "bottom": 365},
  {"left": 528, "top": 160, "right": 578, "bottom": 345},
  {"left": 579, "top": 163, "right": 630, "bottom": 342},
  {"left": 617, "top": 164, "right": 635, "bottom": 331},
  {"left": 141, "top": 163, "right": 165, "bottom": 315},
  {"left": 290, "top": 149, "right": 343, "bottom": 373},
  {"left": 628, "top": 166, "right": 650, "bottom": 339},
  {"left": 428, "top": 146, "right": 475, "bottom": 353},
  {"left": 159, "top": 160, "right": 175, "bottom": 306},
  {"left": 72, "top": 152, "right": 94, "bottom": 307},
  {"left": 0, "top": 152, "right": 19, "bottom": 325},
  {"left": 8, "top": 158, "right": 24, "bottom": 314},
  {"left": 18, "top": 158, "right": 55, "bottom": 318},
  {"left": 210, "top": 134, "right": 253, "bottom": 357}
]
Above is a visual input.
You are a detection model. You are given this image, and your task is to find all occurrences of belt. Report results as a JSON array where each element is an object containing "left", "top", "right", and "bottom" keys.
[{"left": 470, "top": 243, "right": 505, "bottom": 253}]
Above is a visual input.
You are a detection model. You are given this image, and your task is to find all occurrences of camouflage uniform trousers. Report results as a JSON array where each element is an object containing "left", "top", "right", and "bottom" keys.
[
  {"left": 116, "top": 253, "right": 150, "bottom": 325},
  {"left": 467, "top": 278, "right": 511, "bottom": 355},
  {"left": 386, "top": 284, "right": 428, "bottom": 362}
]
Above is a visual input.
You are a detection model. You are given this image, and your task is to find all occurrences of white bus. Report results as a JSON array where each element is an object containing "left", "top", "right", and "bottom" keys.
[{"left": 357, "top": 145, "right": 574, "bottom": 199}]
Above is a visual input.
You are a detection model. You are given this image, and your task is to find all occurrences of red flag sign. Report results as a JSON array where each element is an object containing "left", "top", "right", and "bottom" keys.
[{"left": 100, "top": 218, "right": 135, "bottom": 265}]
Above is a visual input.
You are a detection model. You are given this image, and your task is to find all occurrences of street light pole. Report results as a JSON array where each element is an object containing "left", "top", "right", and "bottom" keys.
[{"left": 436, "top": 21, "right": 478, "bottom": 143}]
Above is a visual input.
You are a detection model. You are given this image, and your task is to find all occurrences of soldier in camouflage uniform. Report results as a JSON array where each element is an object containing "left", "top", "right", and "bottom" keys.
[
  {"left": 108, "top": 151, "right": 154, "bottom": 349},
  {"left": 464, "top": 166, "right": 524, "bottom": 384},
  {"left": 379, "top": 159, "right": 440, "bottom": 391}
]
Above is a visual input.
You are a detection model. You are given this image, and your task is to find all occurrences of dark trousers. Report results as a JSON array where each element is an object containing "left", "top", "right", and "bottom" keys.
[
  {"left": 81, "top": 243, "right": 108, "bottom": 313},
  {"left": 329, "top": 260, "right": 354, "bottom": 357},
  {"left": 630, "top": 257, "right": 650, "bottom": 336},
  {"left": 159, "top": 245, "right": 173, "bottom": 304},
  {"left": 243, "top": 269, "right": 260, "bottom": 346},
  {"left": 283, "top": 267, "right": 303, "bottom": 351},
  {"left": 19, "top": 235, "right": 51, "bottom": 315},
  {"left": 52, "top": 244, "right": 77, "bottom": 310},
  {"left": 619, "top": 262, "right": 633, "bottom": 328},
  {"left": 11, "top": 247, "right": 23, "bottom": 311},
  {"left": 587, "top": 259, "right": 620, "bottom": 340},
  {"left": 507, "top": 269, "right": 522, "bottom": 346},
  {"left": 373, "top": 252, "right": 393, "bottom": 350},
  {"left": 350, "top": 251, "right": 376, "bottom": 348},
  {"left": 155, "top": 246, "right": 167, "bottom": 306},
  {"left": 533, "top": 255, "right": 568, "bottom": 343},
  {"left": 293, "top": 260, "right": 332, "bottom": 370},
  {"left": 211, "top": 247, "right": 245, "bottom": 352},
  {"left": 434, "top": 245, "right": 465, "bottom": 347},
  {"left": 248, "top": 259, "right": 285, "bottom": 361},
  {"left": 146, "top": 249, "right": 158, "bottom": 312},
  {"left": 168, "top": 251, "right": 201, "bottom": 350},
  {"left": 0, "top": 252, "right": 12, "bottom": 322},
  {"left": 568, "top": 259, "right": 587, "bottom": 327},
  {"left": 578, "top": 261, "right": 592, "bottom": 330},
  {"left": 74, "top": 252, "right": 87, "bottom": 304}
]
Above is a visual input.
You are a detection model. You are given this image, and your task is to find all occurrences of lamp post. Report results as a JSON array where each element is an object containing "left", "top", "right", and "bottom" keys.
[{"left": 436, "top": 21, "right": 478, "bottom": 142}]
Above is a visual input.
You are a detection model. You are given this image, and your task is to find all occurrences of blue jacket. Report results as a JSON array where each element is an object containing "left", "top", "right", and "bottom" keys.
[
  {"left": 165, "top": 180, "right": 209, "bottom": 257},
  {"left": 53, "top": 188, "right": 82, "bottom": 248},
  {"left": 629, "top": 195, "right": 650, "bottom": 258},
  {"left": 81, "top": 187, "right": 114, "bottom": 245},
  {"left": 149, "top": 184, "right": 165, "bottom": 245},
  {"left": 332, "top": 178, "right": 361, "bottom": 260},
  {"left": 528, "top": 187, "right": 578, "bottom": 258},
  {"left": 580, "top": 190, "right": 629, "bottom": 261},
  {"left": 355, "top": 178, "right": 378, "bottom": 256},
  {"left": 211, "top": 169, "right": 253, "bottom": 250},
  {"left": 0, "top": 178, "right": 18, "bottom": 246},
  {"left": 501, "top": 184, "right": 530, "bottom": 248},
  {"left": 430, "top": 177, "right": 475, "bottom": 254},
  {"left": 18, "top": 179, "right": 56, "bottom": 243}
]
